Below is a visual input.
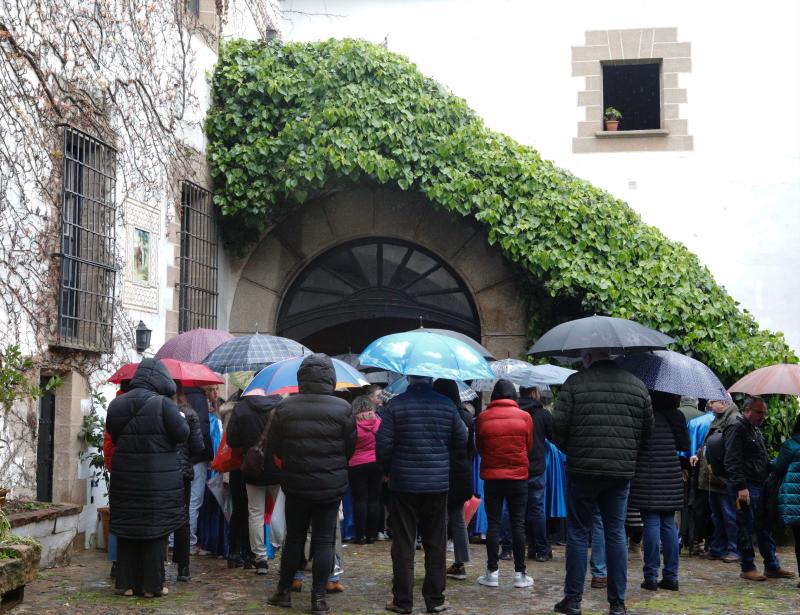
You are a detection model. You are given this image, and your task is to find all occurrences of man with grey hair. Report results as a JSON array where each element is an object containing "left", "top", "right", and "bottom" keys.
[
  {"left": 376, "top": 375, "right": 467, "bottom": 614},
  {"left": 553, "top": 349, "right": 653, "bottom": 615}
]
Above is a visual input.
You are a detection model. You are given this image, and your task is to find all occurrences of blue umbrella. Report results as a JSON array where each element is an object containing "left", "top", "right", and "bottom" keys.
[
  {"left": 382, "top": 376, "right": 477, "bottom": 403},
  {"left": 359, "top": 331, "right": 494, "bottom": 381},
  {"left": 472, "top": 359, "right": 576, "bottom": 392},
  {"left": 203, "top": 334, "right": 311, "bottom": 374},
  {"left": 242, "top": 356, "right": 368, "bottom": 396},
  {"left": 615, "top": 350, "right": 727, "bottom": 399}
]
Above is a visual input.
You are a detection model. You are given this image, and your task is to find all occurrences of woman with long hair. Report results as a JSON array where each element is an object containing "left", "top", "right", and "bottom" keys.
[{"left": 348, "top": 395, "right": 383, "bottom": 544}]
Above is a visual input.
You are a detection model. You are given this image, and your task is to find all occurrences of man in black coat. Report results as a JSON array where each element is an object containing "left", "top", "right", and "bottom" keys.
[
  {"left": 106, "top": 358, "right": 189, "bottom": 596},
  {"left": 376, "top": 375, "right": 468, "bottom": 615},
  {"left": 183, "top": 386, "right": 211, "bottom": 553},
  {"left": 267, "top": 354, "right": 356, "bottom": 615},
  {"left": 552, "top": 350, "right": 653, "bottom": 615},
  {"left": 227, "top": 393, "right": 282, "bottom": 574},
  {"left": 724, "top": 397, "right": 795, "bottom": 582},
  {"left": 518, "top": 385, "right": 554, "bottom": 561}
]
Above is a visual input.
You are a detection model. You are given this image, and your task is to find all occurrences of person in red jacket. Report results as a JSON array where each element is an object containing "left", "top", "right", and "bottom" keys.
[{"left": 476, "top": 379, "right": 534, "bottom": 590}]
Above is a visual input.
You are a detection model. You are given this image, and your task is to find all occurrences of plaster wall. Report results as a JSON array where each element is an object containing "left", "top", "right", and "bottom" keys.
[{"left": 278, "top": 0, "right": 800, "bottom": 353}]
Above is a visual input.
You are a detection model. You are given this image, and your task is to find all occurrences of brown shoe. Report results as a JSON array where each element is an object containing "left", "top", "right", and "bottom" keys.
[
  {"left": 325, "top": 580, "right": 345, "bottom": 593},
  {"left": 721, "top": 554, "right": 740, "bottom": 563},
  {"left": 740, "top": 570, "right": 767, "bottom": 582},
  {"left": 385, "top": 602, "right": 413, "bottom": 614},
  {"left": 591, "top": 576, "right": 608, "bottom": 589},
  {"left": 291, "top": 579, "right": 303, "bottom": 593},
  {"left": 765, "top": 568, "right": 797, "bottom": 579}
]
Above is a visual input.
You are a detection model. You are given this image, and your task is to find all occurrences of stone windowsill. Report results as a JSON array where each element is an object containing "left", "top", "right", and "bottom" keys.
[{"left": 595, "top": 129, "right": 670, "bottom": 138}]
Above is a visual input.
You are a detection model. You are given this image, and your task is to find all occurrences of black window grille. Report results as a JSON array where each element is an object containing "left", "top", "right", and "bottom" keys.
[
  {"left": 602, "top": 61, "right": 662, "bottom": 130},
  {"left": 186, "top": 0, "right": 200, "bottom": 18},
  {"left": 178, "top": 181, "right": 218, "bottom": 332},
  {"left": 56, "top": 126, "right": 117, "bottom": 352}
]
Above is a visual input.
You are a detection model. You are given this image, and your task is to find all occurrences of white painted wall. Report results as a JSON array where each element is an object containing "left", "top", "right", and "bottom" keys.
[{"left": 277, "top": 0, "right": 800, "bottom": 353}]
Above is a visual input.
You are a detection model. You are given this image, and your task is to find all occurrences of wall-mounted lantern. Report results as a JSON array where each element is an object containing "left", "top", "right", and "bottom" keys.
[{"left": 135, "top": 321, "right": 152, "bottom": 354}]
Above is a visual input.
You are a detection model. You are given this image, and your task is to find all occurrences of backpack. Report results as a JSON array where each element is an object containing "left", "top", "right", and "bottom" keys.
[
  {"left": 240, "top": 409, "right": 275, "bottom": 482},
  {"left": 705, "top": 430, "right": 726, "bottom": 477}
]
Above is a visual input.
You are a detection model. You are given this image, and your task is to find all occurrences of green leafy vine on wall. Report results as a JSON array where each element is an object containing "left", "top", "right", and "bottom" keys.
[{"left": 205, "top": 38, "right": 798, "bottom": 449}]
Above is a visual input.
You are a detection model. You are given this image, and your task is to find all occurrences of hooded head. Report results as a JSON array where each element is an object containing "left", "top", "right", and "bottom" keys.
[
  {"left": 433, "top": 378, "right": 461, "bottom": 407},
  {"left": 128, "top": 358, "right": 177, "bottom": 397},
  {"left": 491, "top": 378, "right": 518, "bottom": 402},
  {"left": 297, "top": 353, "right": 336, "bottom": 395}
]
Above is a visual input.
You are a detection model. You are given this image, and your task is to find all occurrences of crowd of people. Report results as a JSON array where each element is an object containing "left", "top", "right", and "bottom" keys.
[{"left": 102, "top": 352, "right": 800, "bottom": 614}]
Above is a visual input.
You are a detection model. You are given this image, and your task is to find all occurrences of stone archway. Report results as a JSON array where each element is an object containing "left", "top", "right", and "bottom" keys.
[{"left": 227, "top": 186, "right": 529, "bottom": 358}]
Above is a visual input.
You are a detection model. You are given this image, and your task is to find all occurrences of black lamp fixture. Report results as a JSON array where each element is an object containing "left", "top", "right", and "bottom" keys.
[{"left": 135, "top": 321, "right": 152, "bottom": 354}]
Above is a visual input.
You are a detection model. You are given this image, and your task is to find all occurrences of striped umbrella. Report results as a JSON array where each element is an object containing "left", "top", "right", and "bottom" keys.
[
  {"left": 242, "top": 356, "right": 368, "bottom": 396},
  {"left": 203, "top": 334, "right": 311, "bottom": 374},
  {"left": 155, "top": 328, "right": 233, "bottom": 363}
]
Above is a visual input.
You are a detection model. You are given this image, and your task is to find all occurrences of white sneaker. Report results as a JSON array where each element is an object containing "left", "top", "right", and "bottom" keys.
[
  {"left": 513, "top": 572, "right": 534, "bottom": 588},
  {"left": 477, "top": 569, "right": 499, "bottom": 587},
  {"left": 376, "top": 532, "right": 389, "bottom": 541},
  {"left": 446, "top": 540, "right": 454, "bottom": 553}
]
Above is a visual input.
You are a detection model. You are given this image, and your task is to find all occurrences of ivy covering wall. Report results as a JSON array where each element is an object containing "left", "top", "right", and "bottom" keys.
[{"left": 206, "top": 39, "right": 797, "bottom": 446}]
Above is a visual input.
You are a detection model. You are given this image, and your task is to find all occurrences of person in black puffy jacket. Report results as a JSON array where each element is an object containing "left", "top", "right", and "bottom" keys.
[
  {"left": 172, "top": 387, "right": 204, "bottom": 582},
  {"left": 106, "top": 358, "right": 189, "bottom": 597},
  {"left": 267, "top": 354, "right": 356, "bottom": 615},
  {"left": 227, "top": 393, "right": 282, "bottom": 573},
  {"left": 629, "top": 390, "right": 690, "bottom": 592}
]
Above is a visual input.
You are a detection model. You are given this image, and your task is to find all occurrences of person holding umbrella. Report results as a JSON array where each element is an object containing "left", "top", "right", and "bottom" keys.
[
  {"left": 628, "top": 390, "right": 690, "bottom": 591},
  {"left": 552, "top": 350, "right": 653, "bottom": 615}
]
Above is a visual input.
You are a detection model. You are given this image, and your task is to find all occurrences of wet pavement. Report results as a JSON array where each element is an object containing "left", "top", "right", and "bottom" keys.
[{"left": 15, "top": 542, "right": 800, "bottom": 614}]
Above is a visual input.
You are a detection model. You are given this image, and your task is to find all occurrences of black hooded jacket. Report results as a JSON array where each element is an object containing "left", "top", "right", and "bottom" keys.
[
  {"left": 227, "top": 394, "right": 283, "bottom": 486},
  {"left": 106, "top": 358, "right": 189, "bottom": 540},
  {"left": 183, "top": 387, "right": 213, "bottom": 462},
  {"left": 519, "top": 396, "right": 553, "bottom": 477},
  {"left": 270, "top": 354, "right": 357, "bottom": 504},
  {"left": 176, "top": 402, "right": 205, "bottom": 482}
]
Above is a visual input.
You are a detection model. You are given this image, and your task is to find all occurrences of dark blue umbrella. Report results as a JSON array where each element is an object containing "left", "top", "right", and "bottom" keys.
[{"left": 615, "top": 350, "right": 727, "bottom": 399}]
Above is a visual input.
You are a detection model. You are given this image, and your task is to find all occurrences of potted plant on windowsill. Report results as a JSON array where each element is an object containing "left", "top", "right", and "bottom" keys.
[{"left": 604, "top": 107, "right": 622, "bottom": 131}]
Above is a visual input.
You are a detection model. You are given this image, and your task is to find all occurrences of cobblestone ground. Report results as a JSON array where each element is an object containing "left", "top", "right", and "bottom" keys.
[{"left": 15, "top": 543, "right": 800, "bottom": 615}]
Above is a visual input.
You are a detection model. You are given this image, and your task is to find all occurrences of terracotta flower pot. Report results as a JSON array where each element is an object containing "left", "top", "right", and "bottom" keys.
[
  {"left": 98, "top": 507, "right": 110, "bottom": 550},
  {"left": 605, "top": 119, "right": 619, "bottom": 131}
]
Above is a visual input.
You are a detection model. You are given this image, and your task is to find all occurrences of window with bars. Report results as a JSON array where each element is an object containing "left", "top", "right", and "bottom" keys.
[
  {"left": 56, "top": 126, "right": 117, "bottom": 352},
  {"left": 178, "top": 181, "right": 218, "bottom": 332}
]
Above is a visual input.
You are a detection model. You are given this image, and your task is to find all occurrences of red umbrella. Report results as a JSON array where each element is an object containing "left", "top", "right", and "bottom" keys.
[
  {"left": 108, "top": 358, "right": 223, "bottom": 387},
  {"left": 728, "top": 363, "right": 800, "bottom": 396},
  {"left": 155, "top": 328, "right": 233, "bottom": 363}
]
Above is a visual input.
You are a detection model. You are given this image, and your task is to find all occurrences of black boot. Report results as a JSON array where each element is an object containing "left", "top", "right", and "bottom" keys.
[
  {"left": 177, "top": 565, "right": 190, "bottom": 582},
  {"left": 311, "top": 593, "right": 330, "bottom": 614},
  {"left": 268, "top": 588, "right": 292, "bottom": 608}
]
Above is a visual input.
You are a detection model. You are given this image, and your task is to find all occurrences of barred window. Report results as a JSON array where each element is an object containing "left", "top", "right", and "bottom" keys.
[
  {"left": 178, "top": 181, "right": 218, "bottom": 332},
  {"left": 56, "top": 126, "right": 117, "bottom": 352}
]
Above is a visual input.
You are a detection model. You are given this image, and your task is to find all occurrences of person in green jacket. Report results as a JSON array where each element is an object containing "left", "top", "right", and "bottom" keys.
[{"left": 774, "top": 413, "right": 800, "bottom": 588}]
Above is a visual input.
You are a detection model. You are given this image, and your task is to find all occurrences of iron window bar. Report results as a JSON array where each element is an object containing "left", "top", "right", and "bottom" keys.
[
  {"left": 54, "top": 125, "right": 117, "bottom": 353},
  {"left": 178, "top": 180, "right": 218, "bottom": 333}
]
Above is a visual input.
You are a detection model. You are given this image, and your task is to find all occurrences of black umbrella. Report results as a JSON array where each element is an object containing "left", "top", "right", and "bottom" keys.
[
  {"left": 412, "top": 328, "right": 495, "bottom": 361},
  {"left": 527, "top": 315, "right": 674, "bottom": 358}
]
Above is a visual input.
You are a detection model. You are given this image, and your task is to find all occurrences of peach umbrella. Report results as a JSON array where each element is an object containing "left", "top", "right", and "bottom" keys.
[{"left": 728, "top": 363, "right": 800, "bottom": 396}]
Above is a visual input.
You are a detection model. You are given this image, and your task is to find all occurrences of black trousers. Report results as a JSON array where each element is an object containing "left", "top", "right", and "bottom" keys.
[
  {"left": 116, "top": 536, "right": 167, "bottom": 594},
  {"left": 349, "top": 462, "right": 382, "bottom": 540},
  {"left": 173, "top": 481, "right": 191, "bottom": 567},
  {"left": 278, "top": 496, "right": 339, "bottom": 595},
  {"left": 389, "top": 491, "right": 448, "bottom": 611},
  {"left": 484, "top": 479, "right": 527, "bottom": 573},
  {"left": 228, "top": 470, "right": 254, "bottom": 563}
]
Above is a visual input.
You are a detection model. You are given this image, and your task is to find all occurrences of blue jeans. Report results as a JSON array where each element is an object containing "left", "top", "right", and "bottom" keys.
[
  {"left": 709, "top": 490, "right": 738, "bottom": 557},
  {"left": 590, "top": 505, "right": 606, "bottom": 578},
  {"left": 564, "top": 475, "right": 630, "bottom": 604},
  {"left": 727, "top": 483, "right": 780, "bottom": 573},
  {"left": 526, "top": 473, "right": 549, "bottom": 556},
  {"left": 107, "top": 533, "right": 117, "bottom": 562},
  {"left": 641, "top": 510, "right": 679, "bottom": 582}
]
